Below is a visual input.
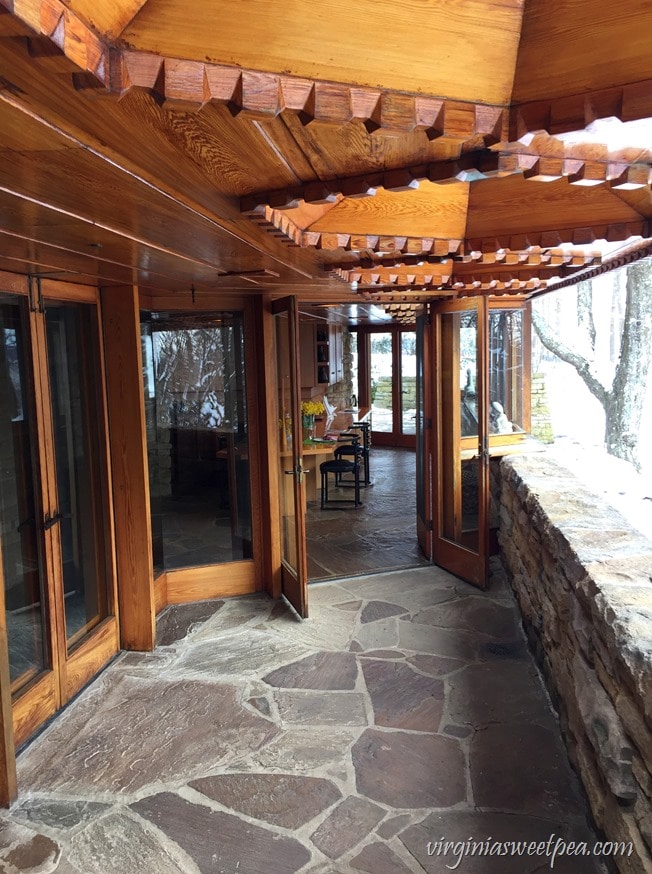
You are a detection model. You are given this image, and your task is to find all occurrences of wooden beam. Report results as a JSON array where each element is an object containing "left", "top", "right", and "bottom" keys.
[
  {"left": 107, "top": 51, "right": 509, "bottom": 138},
  {"left": 510, "top": 81, "right": 652, "bottom": 141},
  {"left": 466, "top": 221, "right": 649, "bottom": 252},
  {"left": 4, "top": 0, "right": 109, "bottom": 84},
  {"left": 241, "top": 151, "right": 651, "bottom": 217},
  {"left": 100, "top": 285, "right": 155, "bottom": 651},
  {"left": 0, "top": 538, "right": 17, "bottom": 807},
  {"left": 327, "top": 247, "right": 602, "bottom": 272}
]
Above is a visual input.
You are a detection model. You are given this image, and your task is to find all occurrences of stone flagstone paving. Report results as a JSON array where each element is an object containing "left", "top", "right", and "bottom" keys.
[{"left": 1, "top": 565, "right": 610, "bottom": 873}]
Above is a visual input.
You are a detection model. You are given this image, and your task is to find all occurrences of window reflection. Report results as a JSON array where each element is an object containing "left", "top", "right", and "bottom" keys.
[
  {"left": 489, "top": 309, "right": 525, "bottom": 435},
  {"left": 141, "top": 312, "right": 252, "bottom": 571}
]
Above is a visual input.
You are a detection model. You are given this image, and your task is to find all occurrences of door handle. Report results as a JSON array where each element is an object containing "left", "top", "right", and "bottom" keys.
[
  {"left": 43, "top": 511, "right": 63, "bottom": 531},
  {"left": 283, "top": 463, "right": 305, "bottom": 484}
]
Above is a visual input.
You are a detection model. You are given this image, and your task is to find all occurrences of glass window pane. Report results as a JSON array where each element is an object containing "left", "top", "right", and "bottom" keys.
[
  {"left": 489, "top": 309, "right": 525, "bottom": 434},
  {"left": 0, "top": 295, "right": 47, "bottom": 687},
  {"left": 370, "top": 332, "right": 393, "bottom": 432},
  {"left": 46, "top": 303, "right": 112, "bottom": 649},
  {"left": 401, "top": 330, "right": 416, "bottom": 435},
  {"left": 460, "top": 311, "right": 478, "bottom": 438},
  {"left": 142, "top": 312, "right": 252, "bottom": 570}
]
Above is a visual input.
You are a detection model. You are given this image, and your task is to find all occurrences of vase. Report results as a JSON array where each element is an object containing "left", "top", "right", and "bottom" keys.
[{"left": 302, "top": 413, "right": 315, "bottom": 441}]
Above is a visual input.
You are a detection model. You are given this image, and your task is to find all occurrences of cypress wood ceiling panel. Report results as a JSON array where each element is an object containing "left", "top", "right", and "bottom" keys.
[
  {"left": 120, "top": 0, "right": 525, "bottom": 105},
  {"left": 466, "top": 176, "right": 645, "bottom": 239},
  {"left": 62, "top": 0, "right": 149, "bottom": 39},
  {"left": 0, "top": 0, "right": 651, "bottom": 301},
  {"left": 513, "top": 0, "right": 652, "bottom": 103},
  {"left": 308, "top": 185, "right": 469, "bottom": 239}
]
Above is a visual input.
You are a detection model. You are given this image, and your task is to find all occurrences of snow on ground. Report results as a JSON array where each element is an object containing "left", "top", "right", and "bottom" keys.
[
  {"left": 540, "top": 361, "right": 652, "bottom": 541},
  {"left": 545, "top": 437, "right": 652, "bottom": 541}
]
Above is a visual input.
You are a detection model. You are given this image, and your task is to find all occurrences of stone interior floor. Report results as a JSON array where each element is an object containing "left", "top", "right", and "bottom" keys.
[
  {"left": 1, "top": 565, "right": 610, "bottom": 874},
  {"left": 306, "top": 447, "right": 430, "bottom": 581}
]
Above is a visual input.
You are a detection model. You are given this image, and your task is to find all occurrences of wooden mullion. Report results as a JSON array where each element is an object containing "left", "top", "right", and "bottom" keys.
[{"left": 0, "top": 537, "right": 17, "bottom": 806}]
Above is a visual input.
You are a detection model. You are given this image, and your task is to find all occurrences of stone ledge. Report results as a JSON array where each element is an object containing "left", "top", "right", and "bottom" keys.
[{"left": 499, "top": 454, "right": 652, "bottom": 874}]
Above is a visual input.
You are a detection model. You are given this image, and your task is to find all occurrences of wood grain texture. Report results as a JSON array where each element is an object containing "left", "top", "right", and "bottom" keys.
[
  {"left": 63, "top": 618, "right": 119, "bottom": 700},
  {"left": 310, "top": 185, "right": 469, "bottom": 238},
  {"left": 467, "top": 175, "right": 645, "bottom": 239},
  {"left": 123, "top": 0, "right": 524, "bottom": 105},
  {"left": 101, "top": 286, "right": 156, "bottom": 651},
  {"left": 12, "top": 672, "right": 57, "bottom": 749},
  {"left": 165, "top": 562, "right": 257, "bottom": 604},
  {"left": 513, "top": 0, "right": 652, "bottom": 103},
  {"left": 64, "top": 0, "right": 149, "bottom": 39},
  {"left": 0, "top": 539, "right": 17, "bottom": 805}
]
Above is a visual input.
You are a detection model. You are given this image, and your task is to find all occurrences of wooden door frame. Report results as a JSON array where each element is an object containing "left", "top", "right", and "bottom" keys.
[
  {"left": 271, "top": 296, "right": 309, "bottom": 618},
  {"left": 432, "top": 297, "right": 490, "bottom": 589},
  {"left": 355, "top": 323, "right": 417, "bottom": 448}
]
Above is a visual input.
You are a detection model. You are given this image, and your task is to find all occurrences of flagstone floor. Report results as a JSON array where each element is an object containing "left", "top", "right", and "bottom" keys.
[{"left": 2, "top": 566, "right": 608, "bottom": 874}]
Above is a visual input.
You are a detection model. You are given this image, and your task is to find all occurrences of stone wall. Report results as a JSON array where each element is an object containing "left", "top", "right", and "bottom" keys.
[
  {"left": 499, "top": 455, "right": 652, "bottom": 874},
  {"left": 530, "top": 372, "right": 555, "bottom": 444}
]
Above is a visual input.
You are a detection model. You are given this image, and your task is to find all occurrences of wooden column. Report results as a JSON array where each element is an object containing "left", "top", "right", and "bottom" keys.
[
  {"left": 0, "top": 542, "right": 17, "bottom": 807},
  {"left": 100, "top": 286, "right": 155, "bottom": 651}
]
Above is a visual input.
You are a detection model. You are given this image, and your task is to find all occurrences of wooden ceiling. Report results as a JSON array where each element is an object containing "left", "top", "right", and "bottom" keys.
[{"left": 0, "top": 0, "right": 650, "bottom": 305}]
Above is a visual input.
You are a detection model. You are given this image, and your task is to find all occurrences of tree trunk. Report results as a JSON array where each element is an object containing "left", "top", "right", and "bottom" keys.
[{"left": 604, "top": 259, "right": 652, "bottom": 469}]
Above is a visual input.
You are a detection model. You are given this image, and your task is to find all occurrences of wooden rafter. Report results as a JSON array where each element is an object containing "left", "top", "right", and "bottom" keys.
[
  {"left": 326, "top": 247, "right": 603, "bottom": 272},
  {"left": 0, "top": 0, "right": 109, "bottom": 82},
  {"left": 252, "top": 203, "right": 649, "bottom": 256},
  {"left": 510, "top": 81, "right": 652, "bottom": 140},
  {"left": 241, "top": 151, "right": 651, "bottom": 214}
]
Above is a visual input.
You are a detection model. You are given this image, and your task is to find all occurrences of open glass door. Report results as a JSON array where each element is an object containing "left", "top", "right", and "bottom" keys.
[
  {"left": 273, "top": 298, "right": 308, "bottom": 618},
  {"left": 415, "top": 310, "right": 432, "bottom": 560},
  {"left": 433, "top": 298, "right": 489, "bottom": 589}
]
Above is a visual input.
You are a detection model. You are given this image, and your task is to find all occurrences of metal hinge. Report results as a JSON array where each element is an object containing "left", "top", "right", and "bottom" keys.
[{"left": 28, "top": 275, "right": 44, "bottom": 313}]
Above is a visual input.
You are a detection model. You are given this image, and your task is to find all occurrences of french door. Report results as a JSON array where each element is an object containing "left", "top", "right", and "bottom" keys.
[
  {"left": 365, "top": 328, "right": 417, "bottom": 447},
  {"left": 0, "top": 282, "right": 118, "bottom": 749},
  {"left": 431, "top": 298, "right": 490, "bottom": 589},
  {"left": 273, "top": 297, "right": 308, "bottom": 618}
]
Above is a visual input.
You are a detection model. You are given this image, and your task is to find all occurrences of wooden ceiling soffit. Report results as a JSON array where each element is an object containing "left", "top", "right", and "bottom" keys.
[
  {"left": 327, "top": 248, "right": 603, "bottom": 272},
  {"left": 343, "top": 264, "right": 585, "bottom": 290},
  {"left": 241, "top": 152, "right": 652, "bottom": 215},
  {"left": 0, "top": 0, "right": 109, "bottom": 83},
  {"left": 509, "top": 81, "right": 652, "bottom": 141},
  {"left": 251, "top": 206, "right": 466, "bottom": 257},
  {"left": 74, "top": 51, "right": 508, "bottom": 139},
  {"left": 466, "top": 221, "right": 649, "bottom": 251},
  {"left": 250, "top": 202, "right": 647, "bottom": 255}
]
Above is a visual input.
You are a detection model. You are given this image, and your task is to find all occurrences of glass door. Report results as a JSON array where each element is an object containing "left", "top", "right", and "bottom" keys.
[
  {"left": 367, "top": 329, "right": 417, "bottom": 447},
  {"left": 432, "top": 298, "right": 490, "bottom": 589},
  {"left": 273, "top": 298, "right": 308, "bottom": 618},
  {"left": 1, "top": 285, "right": 118, "bottom": 749},
  {"left": 415, "top": 310, "right": 432, "bottom": 560}
]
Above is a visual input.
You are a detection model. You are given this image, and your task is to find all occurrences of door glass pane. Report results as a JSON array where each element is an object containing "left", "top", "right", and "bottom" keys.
[
  {"left": 142, "top": 312, "right": 252, "bottom": 570},
  {"left": 400, "top": 330, "right": 417, "bottom": 435},
  {"left": 489, "top": 309, "right": 525, "bottom": 434},
  {"left": 415, "top": 317, "right": 426, "bottom": 528},
  {"left": 275, "top": 313, "right": 299, "bottom": 573},
  {"left": 0, "top": 295, "right": 47, "bottom": 688},
  {"left": 440, "top": 311, "right": 480, "bottom": 551},
  {"left": 370, "top": 332, "right": 393, "bottom": 432},
  {"left": 45, "top": 301, "right": 111, "bottom": 650}
]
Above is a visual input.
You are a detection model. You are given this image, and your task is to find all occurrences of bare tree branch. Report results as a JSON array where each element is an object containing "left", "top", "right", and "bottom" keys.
[
  {"left": 576, "top": 279, "right": 596, "bottom": 351},
  {"left": 531, "top": 306, "right": 610, "bottom": 407}
]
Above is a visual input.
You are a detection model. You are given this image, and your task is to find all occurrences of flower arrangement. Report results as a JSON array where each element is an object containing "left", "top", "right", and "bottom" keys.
[{"left": 301, "top": 400, "right": 325, "bottom": 416}]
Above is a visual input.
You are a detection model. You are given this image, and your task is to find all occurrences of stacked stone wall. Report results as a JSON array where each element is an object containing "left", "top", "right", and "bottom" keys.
[
  {"left": 499, "top": 455, "right": 652, "bottom": 874},
  {"left": 530, "top": 371, "right": 555, "bottom": 443}
]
